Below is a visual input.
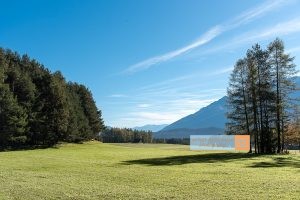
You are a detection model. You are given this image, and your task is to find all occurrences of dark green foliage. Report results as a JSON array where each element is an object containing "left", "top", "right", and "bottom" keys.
[
  {"left": 66, "top": 83, "right": 93, "bottom": 142},
  {"left": 75, "top": 84, "right": 104, "bottom": 137},
  {"left": 152, "top": 138, "right": 190, "bottom": 145},
  {"left": 0, "top": 82, "right": 27, "bottom": 147},
  {"left": 100, "top": 127, "right": 152, "bottom": 143},
  {"left": 226, "top": 39, "right": 298, "bottom": 153},
  {"left": 0, "top": 48, "right": 104, "bottom": 148}
]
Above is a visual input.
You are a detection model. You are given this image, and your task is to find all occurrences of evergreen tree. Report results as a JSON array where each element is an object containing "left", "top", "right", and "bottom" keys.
[
  {"left": 0, "top": 82, "right": 27, "bottom": 147},
  {"left": 76, "top": 84, "right": 104, "bottom": 138},
  {"left": 100, "top": 127, "right": 152, "bottom": 143},
  {"left": 227, "top": 58, "right": 252, "bottom": 151},
  {"left": 227, "top": 38, "right": 298, "bottom": 154},
  {"left": 66, "top": 83, "right": 92, "bottom": 142},
  {"left": 0, "top": 48, "right": 105, "bottom": 148},
  {"left": 268, "top": 38, "right": 297, "bottom": 153}
]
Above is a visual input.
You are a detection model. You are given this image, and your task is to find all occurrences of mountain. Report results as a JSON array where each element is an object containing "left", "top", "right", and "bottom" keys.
[
  {"left": 291, "top": 76, "right": 300, "bottom": 99},
  {"left": 155, "top": 97, "right": 227, "bottom": 138},
  {"left": 162, "top": 96, "right": 227, "bottom": 131},
  {"left": 153, "top": 127, "right": 224, "bottom": 139},
  {"left": 155, "top": 76, "right": 300, "bottom": 139},
  {"left": 133, "top": 124, "right": 168, "bottom": 132}
]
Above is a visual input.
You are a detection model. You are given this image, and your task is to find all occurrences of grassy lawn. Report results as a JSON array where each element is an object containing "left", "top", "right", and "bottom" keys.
[{"left": 0, "top": 141, "right": 299, "bottom": 199}]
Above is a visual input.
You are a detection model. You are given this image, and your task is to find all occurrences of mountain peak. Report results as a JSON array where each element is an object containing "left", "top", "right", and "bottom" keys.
[
  {"left": 133, "top": 124, "right": 168, "bottom": 132},
  {"left": 161, "top": 97, "right": 228, "bottom": 132}
]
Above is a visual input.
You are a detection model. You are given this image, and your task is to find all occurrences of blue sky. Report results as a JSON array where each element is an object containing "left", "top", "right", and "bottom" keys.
[{"left": 1, "top": 0, "right": 300, "bottom": 127}]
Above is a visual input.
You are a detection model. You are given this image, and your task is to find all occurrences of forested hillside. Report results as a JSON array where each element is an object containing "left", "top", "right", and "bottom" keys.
[{"left": 0, "top": 48, "right": 104, "bottom": 148}]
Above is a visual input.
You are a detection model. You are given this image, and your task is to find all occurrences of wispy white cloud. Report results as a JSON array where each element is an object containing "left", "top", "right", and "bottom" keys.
[
  {"left": 123, "top": 0, "right": 289, "bottom": 74},
  {"left": 211, "top": 66, "right": 234, "bottom": 75},
  {"left": 138, "top": 72, "right": 199, "bottom": 91},
  {"left": 130, "top": 111, "right": 181, "bottom": 123},
  {"left": 137, "top": 104, "right": 151, "bottom": 108},
  {"left": 108, "top": 94, "right": 127, "bottom": 98},
  {"left": 234, "top": 17, "right": 300, "bottom": 44},
  {"left": 117, "top": 97, "right": 219, "bottom": 127},
  {"left": 226, "top": 0, "right": 288, "bottom": 28},
  {"left": 114, "top": 15, "right": 300, "bottom": 126},
  {"left": 287, "top": 46, "right": 300, "bottom": 53},
  {"left": 124, "top": 26, "right": 222, "bottom": 74},
  {"left": 189, "top": 17, "right": 300, "bottom": 58}
]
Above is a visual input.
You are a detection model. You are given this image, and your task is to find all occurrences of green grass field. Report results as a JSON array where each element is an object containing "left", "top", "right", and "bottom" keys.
[{"left": 0, "top": 142, "right": 299, "bottom": 199}]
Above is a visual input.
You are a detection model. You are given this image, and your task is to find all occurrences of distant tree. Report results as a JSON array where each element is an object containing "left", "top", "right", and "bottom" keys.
[
  {"left": 286, "top": 105, "right": 300, "bottom": 150},
  {"left": 100, "top": 127, "right": 152, "bottom": 143}
]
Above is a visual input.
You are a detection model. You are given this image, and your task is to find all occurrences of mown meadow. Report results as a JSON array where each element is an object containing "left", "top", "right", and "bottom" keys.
[{"left": 0, "top": 141, "right": 299, "bottom": 199}]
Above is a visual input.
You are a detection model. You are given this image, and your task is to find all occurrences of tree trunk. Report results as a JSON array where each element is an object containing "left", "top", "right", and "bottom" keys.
[
  {"left": 275, "top": 48, "right": 281, "bottom": 153},
  {"left": 241, "top": 74, "right": 251, "bottom": 153}
]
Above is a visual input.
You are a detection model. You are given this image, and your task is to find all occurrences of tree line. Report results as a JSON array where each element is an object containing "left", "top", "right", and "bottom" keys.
[
  {"left": 99, "top": 127, "right": 152, "bottom": 143},
  {"left": 226, "top": 38, "right": 299, "bottom": 154},
  {"left": 0, "top": 48, "right": 105, "bottom": 149},
  {"left": 153, "top": 138, "right": 190, "bottom": 145},
  {"left": 99, "top": 128, "right": 191, "bottom": 145}
]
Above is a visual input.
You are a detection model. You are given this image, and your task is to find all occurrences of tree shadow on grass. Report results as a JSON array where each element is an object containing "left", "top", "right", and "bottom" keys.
[
  {"left": 122, "top": 153, "right": 260, "bottom": 166},
  {"left": 122, "top": 153, "right": 300, "bottom": 168},
  {"left": 249, "top": 157, "right": 300, "bottom": 168},
  {"left": 0, "top": 145, "right": 59, "bottom": 152}
]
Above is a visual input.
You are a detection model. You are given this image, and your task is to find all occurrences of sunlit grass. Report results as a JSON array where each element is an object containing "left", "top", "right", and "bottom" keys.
[{"left": 0, "top": 141, "right": 299, "bottom": 199}]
